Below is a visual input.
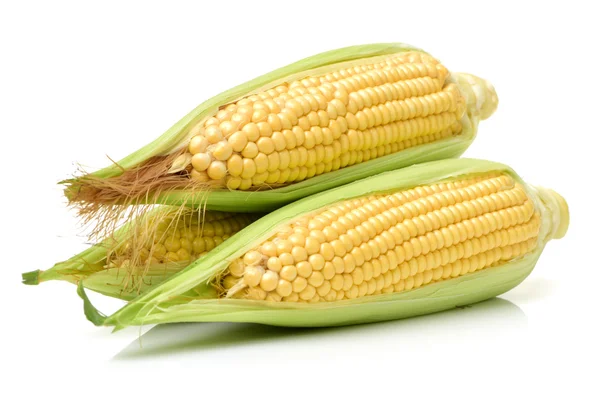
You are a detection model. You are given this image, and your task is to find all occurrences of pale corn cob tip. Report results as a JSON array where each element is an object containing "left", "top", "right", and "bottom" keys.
[
  {"left": 533, "top": 186, "right": 569, "bottom": 240},
  {"left": 452, "top": 72, "right": 498, "bottom": 120}
]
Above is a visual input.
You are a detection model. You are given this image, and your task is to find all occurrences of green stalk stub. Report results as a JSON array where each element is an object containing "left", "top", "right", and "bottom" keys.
[{"left": 21, "top": 270, "right": 40, "bottom": 285}]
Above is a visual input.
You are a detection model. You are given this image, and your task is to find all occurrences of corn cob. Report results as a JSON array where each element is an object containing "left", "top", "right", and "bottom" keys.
[
  {"left": 22, "top": 209, "right": 259, "bottom": 300},
  {"left": 64, "top": 43, "right": 498, "bottom": 234},
  {"left": 74, "top": 159, "right": 567, "bottom": 329}
]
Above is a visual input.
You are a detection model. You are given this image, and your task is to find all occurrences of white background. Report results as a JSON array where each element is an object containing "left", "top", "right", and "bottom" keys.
[{"left": 1, "top": 1, "right": 598, "bottom": 398}]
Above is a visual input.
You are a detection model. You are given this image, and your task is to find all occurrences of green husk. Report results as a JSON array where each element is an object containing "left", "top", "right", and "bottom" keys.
[
  {"left": 95, "top": 250, "right": 541, "bottom": 328},
  {"left": 24, "top": 245, "right": 107, "bottom": 286},
  {"left": 76, "top": 158, "right": 565, "bottom": 330},
  {"left": 22, "top": 225, "right": 135, "bottom": 299},
  {"left": 63, "top": 42, "right": 487, "bottom": 213}
]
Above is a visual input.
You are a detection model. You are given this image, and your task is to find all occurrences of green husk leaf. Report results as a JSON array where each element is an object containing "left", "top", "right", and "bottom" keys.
[
  {"left": 99, "top": 158, "right": 549, "bottom": 329},
  {"left": 80, "top": 262, "right": 187, "bottom": 301},
  {"left": 77, "top": 282, "right": 107, "bottom": 326},
  {"left": 24, "top": 245, "right": 107, "bottom": 286},
  {"left": 112, "top": 249, "right": 542, "bottom": 328}
]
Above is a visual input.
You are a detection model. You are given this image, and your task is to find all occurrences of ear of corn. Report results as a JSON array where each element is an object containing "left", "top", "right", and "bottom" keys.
[
  {"left": 22, "top": 208, "right": 259, "bottom": 300},
  {"left": 64, "top": 43, "right": 497, "bottom": 220},
  {"left": 74, "top": 159, "right": 567, "bottom": 329}
]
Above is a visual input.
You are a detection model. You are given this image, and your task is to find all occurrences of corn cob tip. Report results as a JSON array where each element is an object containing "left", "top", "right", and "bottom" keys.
[
  {"left": 535, "top": 187, "right": 569, "bottom": 240},
  {"left": 477, "top": 78, "right": 498, "bottom": 120},
  {"left": 454, "top": 73, "right": 498, "bottom": 121},
  {"left": 22, "top": 270, "right": 40, "bottom": 285}
]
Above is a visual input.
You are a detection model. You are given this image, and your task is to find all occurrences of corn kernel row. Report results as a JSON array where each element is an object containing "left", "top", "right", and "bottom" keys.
[
  {"left": 220, "top": 173, "right": 541, "bottom": 302},
  {"left": 184, "top": 51, "right": 466, "bottom": 189}
]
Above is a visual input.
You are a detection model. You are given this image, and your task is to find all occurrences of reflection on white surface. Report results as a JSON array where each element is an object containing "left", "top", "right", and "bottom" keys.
[
  {"left": 114, "top": 297, "right": 526, "bottom": 360},
  {"left": 502, "top": 276, "right": 558, "bottom": 304}
]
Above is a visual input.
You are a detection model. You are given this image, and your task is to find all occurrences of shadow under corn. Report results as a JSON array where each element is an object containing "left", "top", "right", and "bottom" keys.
[{"left": 113, "top": 296, "right": 526, "bottom": 360}]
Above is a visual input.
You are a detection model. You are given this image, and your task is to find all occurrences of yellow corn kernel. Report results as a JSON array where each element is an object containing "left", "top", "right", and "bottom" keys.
[
  {"left": 221, "top": 173, "right": 542, "bottom": 302},
  {"left": 184, "top": 51, "right": 496, "bottom": 188},
  {"left": 109, "top": 211, "right": 257, "bottom": 269}
]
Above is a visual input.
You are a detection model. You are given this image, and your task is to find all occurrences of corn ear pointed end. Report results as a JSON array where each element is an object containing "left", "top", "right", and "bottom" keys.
[
  {"left": 535, "top": 187, "right": 570, "bottom": 240},
  {"left": 22, "top": 270, "right": 40, "bottom": 285},
  {"left": 477, "top": 78, "right": 498, "bottom": 120},
  {"left": 454, "top": 73, "right": 499, "bottom": 121}
]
